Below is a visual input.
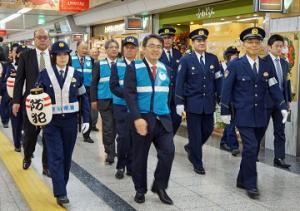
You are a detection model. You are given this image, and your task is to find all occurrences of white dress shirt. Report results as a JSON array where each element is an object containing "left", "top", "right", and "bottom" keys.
[
  {"left": 36, "top": 48, "right": 51, "bottom": 71},
  {"left": 195, "top": 51, "right": 205, "bottom": 65},
  {"left": 246, "top": 54, "right": 259, "bottom": 73}
]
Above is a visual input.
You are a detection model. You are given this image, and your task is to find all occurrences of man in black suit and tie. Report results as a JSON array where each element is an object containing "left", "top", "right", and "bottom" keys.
[
  {"left": 12, "top": 28, "right": 50, "bottom": 176},
  {"left": 124, "top": 34, "right": 175, "bottom": 205},
  {"left": 158, "top": 27, "right": 182, "bottom": 135},
  {"left": 263, "top": 34, "right": 292, "bottom": 168}
]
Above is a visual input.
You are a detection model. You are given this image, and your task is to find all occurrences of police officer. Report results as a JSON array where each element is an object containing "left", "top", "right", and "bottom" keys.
[
  {"left": 37, "top": 41, "right": 90, "bottom": 206},
  {"left": 71, "top": 41, "right": 95, "bottom": 143},
  {"left": 0, "top": 49, "right": 9, "bottom": 128},
  {"left": 91, "top": 39, "right": 118, "bottom": 165},
  {"left": 175, "top": 28, "right": 222, "bottom": 174},
  {"left": 158, "top": 27, "right": 182, "bottom": 135},
  {"left": 220, "top": 27, "right": 288, "bottom": 199},
  {"left": 219, "top": 46, "right": 240, "bottom": 156},
  {"left": 262, "top": 34, "right": 292, "bottom": 168},
  {"left": 110, "top": 36, "right": 138, "bottom": 179},
  {"left": 124, "top": 34, "right": 174, "bottom": 205},
  {"left": 1, "top": 45, "right": 27, "bottom": 152}
]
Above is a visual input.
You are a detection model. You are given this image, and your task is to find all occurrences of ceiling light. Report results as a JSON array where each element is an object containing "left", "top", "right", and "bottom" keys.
[
  {"left": 0, "top": 8, "right": 32, "bottom": 24},
  {"left": 236, "top": 16, "right": 240, "bottom": 19},
  {"left": 253, "top": 14, "right": 258, "bottom": 17},
  {"left": 177, "top": 24, "right": 181, "bottom": 26},
  {"left": 220, "top": 18, "right": 225, "bottom": 21},
  {"left": 190, "top": 22, "right": 194, "bottom": 24},
  {"left": 203, "top": 21, "right": 232, "bottom": 26}
]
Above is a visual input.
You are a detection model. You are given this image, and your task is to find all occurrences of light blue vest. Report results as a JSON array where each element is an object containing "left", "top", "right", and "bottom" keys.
[
  {"left": 112, "top": 60, "right": 127, "bottom": 105},
  {"left": 71, "top": 55, "right": 93, "bottom": 87},
  {"left": 97, "top": 59, "right": 116, "bottom": 100},
  {"left": 135, "top": 60, "right": 170, "bottom": 115}
]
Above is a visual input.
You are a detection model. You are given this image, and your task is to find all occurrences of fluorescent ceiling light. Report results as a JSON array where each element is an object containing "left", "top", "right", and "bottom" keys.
[
  {"left": 0, "top": 7, "right": 32, "bottom": 25},
  {"left": 203, "top": 21, "right": 232, "bottom": 26},
  {"left": 237, "top": 17, "right": 262, "bottom": 22}
]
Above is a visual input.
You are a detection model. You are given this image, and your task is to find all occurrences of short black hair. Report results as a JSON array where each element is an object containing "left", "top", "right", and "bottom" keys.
[
  {"left": 142, "top": 34, "right": 164, "bottom": 48},
  {"left": 268, "top": 34, "right": 284, "bottom": 46},
  {"left": 50, "top": 53, "right": 71, "bottom": 66}
]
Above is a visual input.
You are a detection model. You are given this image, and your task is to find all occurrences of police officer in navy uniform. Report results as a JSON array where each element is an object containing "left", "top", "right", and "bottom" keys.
[
  {"left": 220, "top": 27, "right": 288, "bottom": 199},
  {"left": 1, "top": 45, "right": 27, "bottom": 152},
  {"left": 71, "top": 41, "right": 95, "bottom": 143},
  {"left": 175, "top": 28, "right": 222, "bottom": 175},
  {"left": 262, "top": 34, "right": 292, "bottom": 168},
  {"left": 110, "top": 36, "right": 138, "bottom": 179},
  {"left": 0, "top": 49, "right": 10, "bottom": 128},
  {"left": 219, "top": 46, "right": 240, "bottom": 156},
  {"left": 158, "top": 27, "right": 182, "bottom": 135},
  {"left": 37, "top": 41, "right": 90, "bottom": 206},
  {"left": 124, "top": 34, "right": 175, "bottom": 205}
]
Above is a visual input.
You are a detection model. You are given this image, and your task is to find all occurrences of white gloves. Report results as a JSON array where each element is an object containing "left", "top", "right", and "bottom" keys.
[
  {"left": 82, "top": 122, "right": 90, "bottom": 134},
  {"left": 176, "top": 105, "right": 185, "bottom": 116},
  {"left": 281, "top": 110, "right": 288, "bottom": 124},
  {"left": 221, "top": 115, "right": 231, "bottom": 125}
]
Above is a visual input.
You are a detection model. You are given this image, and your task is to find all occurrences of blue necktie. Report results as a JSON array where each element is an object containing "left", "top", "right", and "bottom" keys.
[
  {"left": 275, "top": 58, "right": 283, "bottom": 89},
  {"left": 200, "top": 55, "right": 205, "bottom": 71},
  {"left": 59, "top": 70, "right": 64, "bottom": 81},
  {"left": 253, "top": 62, "right": 258, "bottom": 76}
]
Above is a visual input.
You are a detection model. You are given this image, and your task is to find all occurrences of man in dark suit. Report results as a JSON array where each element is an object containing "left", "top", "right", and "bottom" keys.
[
  {"left": 221, "top": 27, "right": 288, "bottom": 199},
  {"left": 262, "top": 34, "right": 292, "bottom": 168},
  {"left": 158, "top": 27, "right": 182, "bottom": 135},
  {"left": 12, "top": 28, "right": 50, "bottom": 176},
  {"left": 175, "top": 28, "right": 222, "bottom": 175},
  {"left": 124, "top": 34, "right": 175, "bottom": 205}
]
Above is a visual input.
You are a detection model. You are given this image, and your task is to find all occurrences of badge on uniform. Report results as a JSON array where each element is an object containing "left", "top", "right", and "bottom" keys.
[
  {"left": 192, "top": 67, "right": 195, "bottom": 70},
  {"left": 176, "top": 60, "right": 179, "bottom": 63},
  {"left": 224, "top": 69, "right": 229, "bottom": 78},
  {"left": 210, "top": 65, "right": 214, "bottom": 69},
  {"left": 71, "top": 77, "right": 77, "bottom": 83},
  {"left": 178, "top": 64, "right": 182, "bottom": 72},
  {"left": 263, "top": 72, "right": 269, "bottom": 78},
  {"left": 158, "top": 72, "right": 167, "bottom": 81}
]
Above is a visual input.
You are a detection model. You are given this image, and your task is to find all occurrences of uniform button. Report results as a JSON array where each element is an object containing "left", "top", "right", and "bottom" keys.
[
  {"left": 204, "top": 77, "right": 206, "bottom": 80},
  {"left": 255, "top": 94, "right": 258, "bottom": 97},
  {"left": 62, "top": 114, "right": 65, "bottom": 117},
  {"left": 203, "top": 93, "right": 206, "bottom": 96},
  {"left": 255, "top": 104, "right": 258, "bottom": 107},
  {"left": 203, "top": 85, "right": 206, "bottom": 88},
  {"left": 255, "top": 84, "right": 258, "bottom": 88}
]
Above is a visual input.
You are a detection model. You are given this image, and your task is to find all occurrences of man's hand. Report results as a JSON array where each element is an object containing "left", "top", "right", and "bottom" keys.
[
  {"left": 281, "top": 110, "right": 288, "bottom": 124},
  {"left": 91, "top": 102, "right": 97, "bottom": 110},
  {"left": 221, "top": 115, "right": 231, "bottom": 125},
  {"left": 134, "top": 118, "right": 148, "bottom": 136},
  {"left": 12, "top": 104, "right": 20, "bottom": 117},
  {"left": 176, "top": 105, "right": 185, "bottom": 116}
]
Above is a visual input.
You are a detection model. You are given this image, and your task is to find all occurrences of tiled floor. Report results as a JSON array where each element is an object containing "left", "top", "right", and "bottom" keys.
[{"left": 1, "top": 122, "right": 300, "bottom": 211}]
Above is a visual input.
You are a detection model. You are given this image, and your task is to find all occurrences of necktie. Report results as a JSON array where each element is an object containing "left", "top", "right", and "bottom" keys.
[
  {"left": 110, "top": 61, "right": 115, "bottom": 68},
  {"left": 200, "top": 55, "right": 205, "bottom": 70},
  {"left": 151, "top": 65, "right": 157, "bottom": 79},
  {"left": 253, "top": 62, "right": 258, "bottom": 75},
  {"left": 39, "top": 52, "right": 46, "bottom": 71},
  {"left": 59, "top": 70, "right": 64, "bottom": 81},
  {"left": 167, "top": 50, "right": 172, "bottom": 64},
  {"left": 275, "top": 58, "right": 283, "bottom": 89},
  {"left": 80, "top": 57, "right": 84, "bottom": 67}
]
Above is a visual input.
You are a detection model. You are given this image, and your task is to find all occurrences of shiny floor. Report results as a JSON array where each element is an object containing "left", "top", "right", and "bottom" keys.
[{"left": 1, "top": 121, "right": 300, "bottom": 211}]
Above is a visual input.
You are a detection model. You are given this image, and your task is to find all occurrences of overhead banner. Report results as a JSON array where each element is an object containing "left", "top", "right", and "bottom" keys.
[
  {"left": 257, "top": 0, "right": 284, "bottom": 12},
  {"left": 59, "top": 0, "right": 89, "bottom": 12}
]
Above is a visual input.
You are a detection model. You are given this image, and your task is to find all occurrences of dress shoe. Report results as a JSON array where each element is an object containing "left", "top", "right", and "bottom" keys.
[
  {"left": 3, "top": 123, "right": 8, "bottom": 128},
  {"left": 220, "top": 144, "right": 230, "bottom": 151},
  {"left": 105, "top": 156, "right": 114, "bottom": 165},
  {"left": 126, "top": 170, "right": 132, "bottom": 176},
  {"left": 274, "top": 158, "right": 291, "bottom": 169},
  {"left": 42, "top": 168, "right": 51, "bottom": 178},
  {"left": 194, "top": 167, "right": 205, "bottom": 175},
  {"left": 231, "top": 149, "right": 240, "bottom": 156},
  {"left": 83, "top": 137, "right": 94, "bottom": 143},
  {"left": 236, "top": 182, "right": 245, "bottom": 189},
  {"left": 151, "top": 185, "right": 173, "bottom": 205},
  {"left": 23, "top": 159, "right": 31, "bottom": 170},
  {"left": 91, "top": 127, "right": 99, "bottom": 132},
  {"left": 246, "top": 188, "right": 260, "bottom": 199},
  {"left": 134, "top": 192, "right": 145, "bottom": 204},
  {"left": 184, "top": 144, "right": 190, "bottom": 154},
  {"left": 14, "top": 147, "right": 21, "bottom": 152},
  {"left": 115, "top": 169, "right": 125, "bottom": 179},
  {"left": 56, "top": 195, "right": 69, "bottom": 206}
]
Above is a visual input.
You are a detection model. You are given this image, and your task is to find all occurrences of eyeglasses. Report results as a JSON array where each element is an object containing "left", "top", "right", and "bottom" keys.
[
  {"left": 146, "top": 44, "right": 163, "bottom": 50},
  {"left": 35, "top": 36, "right": 49, "bottom": 40}
]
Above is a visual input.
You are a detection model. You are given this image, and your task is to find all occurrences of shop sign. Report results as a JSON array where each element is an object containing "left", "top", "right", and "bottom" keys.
[
  {"left": 195, "top": 7, "right": 215, "bottom": 19},
  {"left": 59, "top": 0, "right": 89, "bottom": 12},
  {"left": 256, "top": 0, "right": 284, "bottom": 12},
  {"left": 104, "top": 23, "right": 125, "bottom": 34}
]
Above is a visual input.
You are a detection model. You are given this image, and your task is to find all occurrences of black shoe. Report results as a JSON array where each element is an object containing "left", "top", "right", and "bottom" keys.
[
  {"left": 220, "top": 144, "right": 231, "bottom": 151},
  {"left": 23, "top": 159, "right": 31, "bottom": 170},
  {"left": 236, "top": 182, "right": 245, "bottom": 189},
  {"left": 3, "top": 123, "right": 8, "bottom": 128},
  {"left": 274, "top": 158, "right": 291, "bottom": 169},
  {"left": 83, "top": 137, "right": 94, "bottom": 143},
  {"left": 194, "top": 167, "right": 205, "bottom": 175},
  {"left": 231, "top": 149, "right": 240, "bottom": 156},
  {"left": 42, "top": 168, "right": 51, "bottom": 178},
  {"left": 115, "top": 169, "right": 125, "bottom": 179},
  {"left": 91, "top": 127, "right": 99, "bottom": 132},
  {"left": 151, "top": 185, "right": 173, "bottom": 205},
  {"left": 14, "top": 147, "right": 21, "bottom": 152},
  {"left": 56, "top": 195, "right": 69, "bottom": 206},
  {"left": 184, "top": 144, "right": 190, "bottom": 154},
  {"left": 126, "top": 170, "right": 132, "bottom": 176},
  {"left": 134, "top": 192, "right": 145, "bottom": 204},
  {"left": 246, "top": 188, "right": 260, "bottom": 199},
  {"left": 105, "top": 156, "right": 114, "bottom": 165}
]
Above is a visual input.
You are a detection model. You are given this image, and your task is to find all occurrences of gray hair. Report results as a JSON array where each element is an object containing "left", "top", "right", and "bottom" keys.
[{"left": 104, "top": 39, "right": 119, "bottom": 49}]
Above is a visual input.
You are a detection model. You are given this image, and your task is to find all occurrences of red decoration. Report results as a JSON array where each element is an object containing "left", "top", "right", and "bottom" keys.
[
  {"left": 0, "top": 29, "right": 7, "bottom": 36},
  {"left": 59, "top": 0, "right": 89, "bottom": 12}
]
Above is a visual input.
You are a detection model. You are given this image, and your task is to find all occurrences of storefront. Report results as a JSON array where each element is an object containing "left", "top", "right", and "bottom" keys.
[
  {"left": 159, "top": 0, "right": 264, "bottom": 60},
  {"left": 91, "top": 16, "right": 152, "bottom": 59}
]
